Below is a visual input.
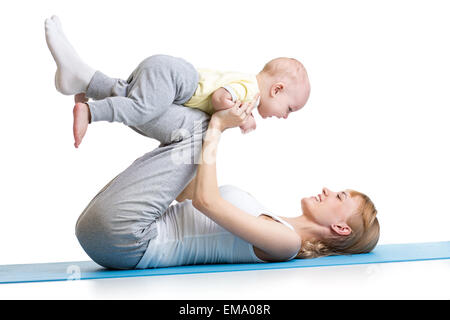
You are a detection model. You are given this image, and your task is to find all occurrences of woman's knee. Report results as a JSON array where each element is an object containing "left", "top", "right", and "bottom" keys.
[
  {"left": 75, "top": 197, "right": 115, "bottom": 244},
  {"left": 75, "top": 192, "right": 153, "bottom": 243},
  {"left": 75, "top": 201, "right": 149, "bottom": 269}
]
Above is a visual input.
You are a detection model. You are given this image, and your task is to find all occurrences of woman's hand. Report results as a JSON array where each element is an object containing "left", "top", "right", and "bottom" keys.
[{"left": 210, "top": 94, "right": 260, "bottom": 132}]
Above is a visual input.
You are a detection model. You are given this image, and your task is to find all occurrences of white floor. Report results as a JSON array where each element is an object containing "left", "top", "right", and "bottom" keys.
[{"left": 0, "top": 259, "right": 448, "bottom": 300}]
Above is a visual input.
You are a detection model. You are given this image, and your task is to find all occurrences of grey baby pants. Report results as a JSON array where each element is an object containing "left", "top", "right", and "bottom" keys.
[
  {"left": 75, "top": 55, "right": 210, "bottom": 269},
  {"left": 87, "top": 54, "right": 199, "bottom": 133}
]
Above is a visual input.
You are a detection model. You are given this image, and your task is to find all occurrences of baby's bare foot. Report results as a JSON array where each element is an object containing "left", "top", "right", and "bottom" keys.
[{"left": 73, "top": 102, "right": 91, "bottom": 148}]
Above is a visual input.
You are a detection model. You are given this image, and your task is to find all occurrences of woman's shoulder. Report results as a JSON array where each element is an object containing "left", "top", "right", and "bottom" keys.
[
  {"left": 218, "top": 185, "right": 257, "bottom": 201},
  {"left": 219, "top": 184, "right": 243, "bottom": 191},
  {"left": 218, "top": 185, "right": 267, "bottom": 215}
]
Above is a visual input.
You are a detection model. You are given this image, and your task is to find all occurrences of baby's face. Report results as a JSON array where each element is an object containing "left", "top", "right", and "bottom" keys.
[{"left": 257, "top": 80, "right": 309, "bottom": 119}]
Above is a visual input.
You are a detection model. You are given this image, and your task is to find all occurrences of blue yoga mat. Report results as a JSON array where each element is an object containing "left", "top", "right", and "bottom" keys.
[{"left": 1, "top": 241, "right": 449, "bottom": 284}]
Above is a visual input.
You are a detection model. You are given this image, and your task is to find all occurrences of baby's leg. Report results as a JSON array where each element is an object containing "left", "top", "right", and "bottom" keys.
[
  {"left": 71, "top": 54, "right": 199, "bottom": 147},
  {"left": 85, "top": 70, "right": 131, "bottom": 101},
  {"left": 72, "top": 70, "right": 170, "bottom": 147},
  {"left": 87, "top": 55, "right": 199, "bottom": 131},
  {"left": 72, "top": 96, "right": 146, "bottom": 148},
  {"left": 44, "top": 16, "right": 95, "bottom": 95}
]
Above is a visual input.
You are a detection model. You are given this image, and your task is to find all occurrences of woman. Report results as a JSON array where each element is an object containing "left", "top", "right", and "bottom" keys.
[{"left": 75, "top": 97, "right": 379, "bottom": 269}]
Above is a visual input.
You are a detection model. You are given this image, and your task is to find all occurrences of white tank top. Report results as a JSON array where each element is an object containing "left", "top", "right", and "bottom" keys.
[{"left": 135, "top": 185, "right": 297, "bottom": 269}]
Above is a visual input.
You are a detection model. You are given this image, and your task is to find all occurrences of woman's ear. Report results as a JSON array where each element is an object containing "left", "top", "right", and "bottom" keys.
[{"left": 331, "top": 223, "right": 352, "bottom": 236}]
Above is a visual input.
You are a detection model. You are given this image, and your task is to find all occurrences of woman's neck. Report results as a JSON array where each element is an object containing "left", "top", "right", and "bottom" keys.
[{"left": 282, "top": 214, "right": 326, "bottom": 242}]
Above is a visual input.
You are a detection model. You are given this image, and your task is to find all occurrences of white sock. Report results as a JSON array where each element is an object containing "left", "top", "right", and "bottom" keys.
[{"left": 45, "top": 15, "right": 95, "bottom": 95}]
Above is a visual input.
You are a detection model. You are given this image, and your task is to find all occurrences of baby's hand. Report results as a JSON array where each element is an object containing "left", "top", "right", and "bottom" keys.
[{"left": 239, "top": 113, "right": 256, "bottom": 134}]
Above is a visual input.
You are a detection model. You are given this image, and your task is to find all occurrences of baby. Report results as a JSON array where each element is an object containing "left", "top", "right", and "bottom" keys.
[{"left": 44, "top": 16, "right": 311, "bottom": 148}]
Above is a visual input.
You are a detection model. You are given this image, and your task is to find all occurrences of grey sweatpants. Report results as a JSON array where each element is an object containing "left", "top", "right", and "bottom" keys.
[
  {"left": 75, "top": 55, "right": 210, "bottom": 269},
  {"left": 87, "top": 54, "right": 199, "bottom": 131}
]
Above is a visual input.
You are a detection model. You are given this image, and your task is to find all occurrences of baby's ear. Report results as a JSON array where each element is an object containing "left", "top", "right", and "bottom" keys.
[{"left": 273, "top": 82, "right": 285, "bottom": 95}]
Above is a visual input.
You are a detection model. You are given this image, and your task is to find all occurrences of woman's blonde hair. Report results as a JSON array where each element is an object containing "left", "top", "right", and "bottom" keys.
[{"left": 297, "top": 190, "right": 380, "bottom": 259}]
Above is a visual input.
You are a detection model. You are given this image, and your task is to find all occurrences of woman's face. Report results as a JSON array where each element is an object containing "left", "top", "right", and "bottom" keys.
[{"left": 301, "top": 187, "right": 362, "bottom": 235}]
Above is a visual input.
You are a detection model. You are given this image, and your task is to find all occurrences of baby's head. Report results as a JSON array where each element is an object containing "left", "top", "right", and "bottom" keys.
[{"left": 256, "top": 57, "right": 310, "bottom": 119}]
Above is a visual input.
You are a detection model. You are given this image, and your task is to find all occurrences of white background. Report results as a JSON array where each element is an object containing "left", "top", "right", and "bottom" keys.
[{"left": 0, "top": 0, "right": 449, "bottom": 299}]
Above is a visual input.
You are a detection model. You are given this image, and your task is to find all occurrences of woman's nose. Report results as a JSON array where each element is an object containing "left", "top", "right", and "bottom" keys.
[{"left": 322, "top": 187, "right": 330, "bottom": 196}]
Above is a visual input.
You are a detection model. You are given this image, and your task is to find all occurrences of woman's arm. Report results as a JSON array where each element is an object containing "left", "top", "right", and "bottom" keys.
[{"left": 192, "top": 100, "right": 301, "bottom": 261}]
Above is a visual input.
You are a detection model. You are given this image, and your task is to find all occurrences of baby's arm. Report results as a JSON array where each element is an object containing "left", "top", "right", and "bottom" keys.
[
  {"left": 210, "top": 88, "right": 236, "bottom": 111},
  {"left": 211, "top": 87, "right": 257, "bottom": 134}
]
